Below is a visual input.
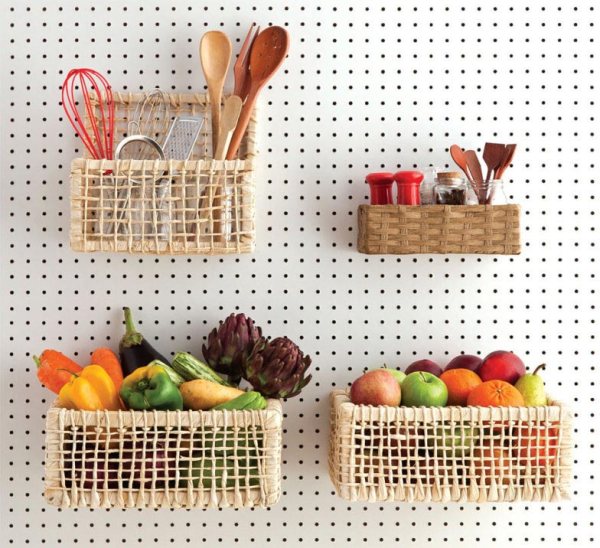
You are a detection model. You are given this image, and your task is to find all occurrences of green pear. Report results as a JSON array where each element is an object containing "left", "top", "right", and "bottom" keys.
[
  {"left": 514, "top": 364, "right": 548, "bottom": 406},
  {"left": 426, "top": 426, "right": 479, "bottom": 458},
  {"left": 373, "top": 366, "right": 406, "bottom": 386}
]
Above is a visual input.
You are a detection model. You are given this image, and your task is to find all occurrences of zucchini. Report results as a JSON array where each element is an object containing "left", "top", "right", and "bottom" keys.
[
  {"left": 171, "top": 352, "right": 231, "bottom": 386},
  {"left": 147, "top": 359, "right": 185, "bottom": 386}
]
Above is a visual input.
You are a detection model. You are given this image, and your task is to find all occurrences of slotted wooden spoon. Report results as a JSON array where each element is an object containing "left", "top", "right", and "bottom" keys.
[{"left": 226, "top": 26, "right": 289, "bottom": 159}]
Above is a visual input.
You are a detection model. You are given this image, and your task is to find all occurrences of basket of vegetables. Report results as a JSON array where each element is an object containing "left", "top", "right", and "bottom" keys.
[
  {"left": 328, "top": 353, "right": 572, "bottom": 503},
  {"left": 41, "top": 309, "right": 312, "bottom": 509}
]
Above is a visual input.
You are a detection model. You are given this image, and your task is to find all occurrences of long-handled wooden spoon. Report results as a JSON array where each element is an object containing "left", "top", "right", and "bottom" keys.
[
  {"left": 226, "top": 26, "right": 289, "bottom": 159},
  {"left": 212, "top": 96, "right": 243, "bottom": 240},
  {"left": 464, "top": 150, "right": 486, "bottom": 203},
  {"left": 200, "top": 31, "right": 232, "bottom": 156},
  {"left": 450, "top": 144, "right": 474, "bottom": 185}
]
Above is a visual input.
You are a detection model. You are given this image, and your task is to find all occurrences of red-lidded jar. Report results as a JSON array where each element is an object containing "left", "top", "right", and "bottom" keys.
[
  {"left": 365, "top": 172, "right": 394, "bottom": 205},
  {"left": 394, "top": 170, "right": 424, "bottom": 205}
]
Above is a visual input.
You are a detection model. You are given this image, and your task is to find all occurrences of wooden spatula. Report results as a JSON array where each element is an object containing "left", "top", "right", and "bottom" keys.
[
  {"left": 482, "top": 143, "right": 507, "bottom": 183},
  {"left": 495, "top": 144, "right": 517, "bottom": 179}
]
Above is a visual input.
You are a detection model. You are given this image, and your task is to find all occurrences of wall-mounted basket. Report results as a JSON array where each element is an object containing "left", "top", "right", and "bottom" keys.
[
  {"left": 328, "top": 390, "right": 571, "bottom": 503},
  {"left": 70, "top": 92, "right": 256, "bottom": 255},
  {"left": 44, "top": 400, "right": 282, "bottom": 509},
  {"left": 357, "top": 204, "right": 521, "bottom": 255}
]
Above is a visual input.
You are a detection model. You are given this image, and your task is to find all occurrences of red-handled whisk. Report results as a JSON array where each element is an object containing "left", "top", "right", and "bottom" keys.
[{"left": 61, "top": 68, "right": 115, "bottom": 159}]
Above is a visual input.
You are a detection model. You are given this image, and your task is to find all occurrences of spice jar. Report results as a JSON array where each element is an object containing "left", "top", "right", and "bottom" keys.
[
  {"left": 394, "top": 170, "right": 424, "bottom": 205},
  {"left": 419, "top": 167, "right": 437, "bottom": 205},
  {"left": 434, "top": 172, "right": 467, "bottom": 205},
  {"left": 365, "top": 172, "right": 394, "bottom": 205}
]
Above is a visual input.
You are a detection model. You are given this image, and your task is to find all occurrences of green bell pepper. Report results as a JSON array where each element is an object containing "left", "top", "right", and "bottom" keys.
[{"left": 120, "top": 364, "right": 183, "bottom": 410}]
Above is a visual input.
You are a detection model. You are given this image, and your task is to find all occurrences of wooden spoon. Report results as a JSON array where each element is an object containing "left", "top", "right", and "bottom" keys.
[
  {"left": 450, "top": 144, "right": 474, "bottom": 185},
  {"left": 212, "top": 96, "right": 243, "bottom": 239},
  {"left": 482, "top": 142, "right": 507, "bottom": 183},
  {"left": 465, "top": 150, "right": 485, "bottom": 203},
  {"left": 200, "top": 31, "right": 232, "bottom": 156},
  {"left": 226, "top": 26, "right": 289, "bottom": 159}
]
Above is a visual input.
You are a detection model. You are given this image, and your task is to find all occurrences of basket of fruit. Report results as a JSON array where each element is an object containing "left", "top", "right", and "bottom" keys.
[
  {"left": 40, "top": 310, "right": 312, "bottom": 509},
  {"left": 328, "top": 352, "right": 572, "bottom": 503}
]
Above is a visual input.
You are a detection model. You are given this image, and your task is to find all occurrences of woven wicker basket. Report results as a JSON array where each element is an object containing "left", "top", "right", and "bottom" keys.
[
  {"left": 70, "top": 92, "right": 256, "bottom": 255},
  {"left": 357, "top": 204, "right": 521, "bottom": 254},
  {"left": 328, "top": 390, "right": 571, "bottom": 503},
  {"left": 44, "top": 400, "right": 282, "bottom": 509}
]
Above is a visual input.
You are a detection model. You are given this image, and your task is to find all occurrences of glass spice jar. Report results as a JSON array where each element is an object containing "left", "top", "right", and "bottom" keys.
[{"left": 434, "top": 172, "right": 467, "bottom": 205}]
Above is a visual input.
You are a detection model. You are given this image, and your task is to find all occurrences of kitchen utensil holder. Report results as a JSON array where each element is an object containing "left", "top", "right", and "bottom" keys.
[
  {"left": 357, "top": 204, "right": 521, "bottom": 255},
  {"left": 70, "top": 92, "right": 257, "bottom": 255},
  {"left": 44, "top": 400, "right": 282, "bottom": 509},
  {"left": 328, "top": 390, "right": 572, "bottom": 503}
]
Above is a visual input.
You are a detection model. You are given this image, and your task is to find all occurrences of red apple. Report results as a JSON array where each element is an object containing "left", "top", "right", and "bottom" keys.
[
  {"left": 405, "top": 359, "right": 442, "bottom": 377},
  {"left": 444, "top": 354, "right": 483, "bottom": 373},
  {"left": 479, "top": 350, "right": 526, "bottom": 384},
  {"left": 350, "top": 370, "right": 401, "bottom": 406}
]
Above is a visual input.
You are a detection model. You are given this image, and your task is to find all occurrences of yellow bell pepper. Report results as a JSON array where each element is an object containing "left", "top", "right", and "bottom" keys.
[{"left": 58, "top": 365, "right": 121, "bottom": 411}]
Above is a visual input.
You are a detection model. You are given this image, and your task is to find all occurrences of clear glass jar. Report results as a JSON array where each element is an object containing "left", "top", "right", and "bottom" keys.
[
  {"left": 434, "top": 172, "right": 467, "bottom": 205},
  {"left": 419, "top": 167, "right": 437, "bottom": 205},
  {"left": 480, "top": 180, "right": 508, "bottom": 205}
]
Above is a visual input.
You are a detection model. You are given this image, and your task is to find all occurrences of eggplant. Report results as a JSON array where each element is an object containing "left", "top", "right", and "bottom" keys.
[{"left": 119, "top": 307, "right": 170, "bottom": 376}]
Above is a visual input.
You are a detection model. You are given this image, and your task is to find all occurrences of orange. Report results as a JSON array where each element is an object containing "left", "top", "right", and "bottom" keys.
[
  {"left": 514, "top": 425, "right": 559, "bottom": 467},
  {"left": 440, "top": 368, "right": 483, "bottom": 406},
  {"left": 472, "top": 446, "right": 514, "bottom": 486},
  {"left": 466, "top": 380, "right": 525, "bottom": 407}
]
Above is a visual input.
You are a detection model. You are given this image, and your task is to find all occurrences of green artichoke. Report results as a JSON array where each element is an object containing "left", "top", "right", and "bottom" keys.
[
  {"left": 243, "top": 337, "right": 312, "bottom": 399},
  {"left": 202, "top": 313, "right": 263, "bottom": 384}
]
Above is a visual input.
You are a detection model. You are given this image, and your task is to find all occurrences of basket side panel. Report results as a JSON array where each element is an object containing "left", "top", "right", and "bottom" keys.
[{"left": 357, "top": 205, "right": 521, "bottom": 255}]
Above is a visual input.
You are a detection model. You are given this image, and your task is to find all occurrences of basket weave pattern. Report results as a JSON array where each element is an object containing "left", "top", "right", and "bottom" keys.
[
  {"left": 328, "top": 390, "right": 571, "bottom": 503},
  {"left": 357, "top": 204, "right": 521, "bottom": 254},
  {"left": 70, "top": 92, "right": 256, "bottom": 255},
  {"left": 44, "top": 400, "right": 282, "bottom": 509}
]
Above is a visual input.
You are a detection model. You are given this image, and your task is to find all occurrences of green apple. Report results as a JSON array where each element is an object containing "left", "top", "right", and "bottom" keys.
[
  {"left": 373, "top": 367, "right": 406, "bottom": 386},
  {"left": 401, "top": 371, "right": 448, "bottom": 407},
  {"left": 426, "top": 426, "right": 479, "bottom": 458}
]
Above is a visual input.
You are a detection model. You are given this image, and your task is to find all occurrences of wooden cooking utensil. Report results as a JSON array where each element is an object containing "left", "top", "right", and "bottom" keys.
[
  {"left": 465, "top": 150, "right": 485, "bottom": 203},
  {"left": 200, "top": 31, "right": 232, "bottom": 156},
  {"left": 226, "top": 25, "right": 289, "bottom": 160},
  {"left": 233, "top": 23, "right": 260, "bottom": 100},
  {"left": 212, "top": 95, "right": 243, "bottom": 239},
  {"left": 450, "top": 144, "right": 474, "bottom": 185},
  {"left": 495, "top": 144, "right": 517, "bottom": 179},
  {"left": 483, "top": 142, "right": 507, "bottom": 183}
]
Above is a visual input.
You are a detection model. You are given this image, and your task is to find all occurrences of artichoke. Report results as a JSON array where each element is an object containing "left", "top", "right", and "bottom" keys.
[
  {"left": 243, "top": 337, "right": 312, "bottom": 399},
  {"left": 202, "top": 313, "right": 263, "bottom": 384}
]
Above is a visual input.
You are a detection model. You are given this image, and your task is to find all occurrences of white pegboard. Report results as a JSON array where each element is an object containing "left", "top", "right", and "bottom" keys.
[{"left": 1, "top": 1, "right": 598, "bottom": 546}]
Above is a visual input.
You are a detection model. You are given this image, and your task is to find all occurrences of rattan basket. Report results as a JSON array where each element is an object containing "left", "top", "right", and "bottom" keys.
[
  {"left": 328, "top": 390, "right": 571, "bottom": 503},
  {"left": 357, "top": 204, "right": 521, "bottom": 254},
  {"left": 70, "top": 92, "right": 256, "bottom": 255},
  {"left": 44, "top": 400, "right": 282, "bottom": 509}
]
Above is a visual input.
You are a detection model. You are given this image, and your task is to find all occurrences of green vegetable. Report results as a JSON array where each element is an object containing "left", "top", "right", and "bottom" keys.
[
  {"left": 148, "top": 359, "right": 185, "bottom": 386},
  {"left": 171, "top": 352, "right": 231, "bottom": 386},
  {"left": 212, "top": 391, "right": 267, "bottom": 411},
  {"left": 120, "top": 364, "right": 183, "bottom": 411},
  {"left": 180, "top": 456, "right": 259, "bottom": 489}
]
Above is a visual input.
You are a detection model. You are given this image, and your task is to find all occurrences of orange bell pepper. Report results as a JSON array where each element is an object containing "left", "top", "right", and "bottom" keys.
[{"left": 58, "top": 365, "right": 121, "bottom": 411}]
